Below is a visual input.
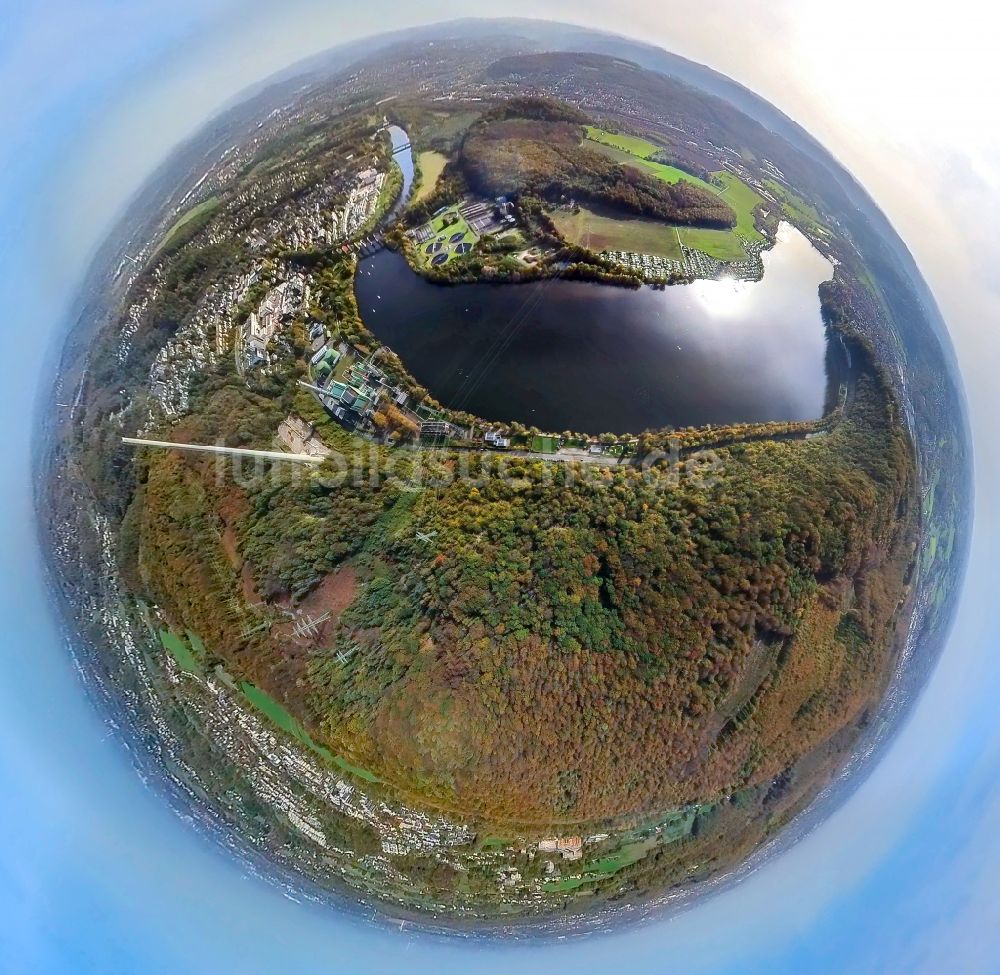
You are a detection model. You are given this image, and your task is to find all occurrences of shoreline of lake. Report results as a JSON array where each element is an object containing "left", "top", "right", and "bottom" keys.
[{"left": 357, "top": 222, "right": 834, "bottom": 435}]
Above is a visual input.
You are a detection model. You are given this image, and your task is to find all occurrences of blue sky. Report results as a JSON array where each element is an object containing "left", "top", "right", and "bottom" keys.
[{"left": 2, "top": 2, "right": 1000, "bottom": 973}]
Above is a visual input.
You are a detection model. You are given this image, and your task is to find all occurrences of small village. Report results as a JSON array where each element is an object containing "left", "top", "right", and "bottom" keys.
[{"left": 602, "top": 232, "right": 772, "bottom": 283}]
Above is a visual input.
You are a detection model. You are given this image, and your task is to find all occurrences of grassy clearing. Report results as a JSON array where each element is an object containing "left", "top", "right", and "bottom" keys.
[
  {"left": 585, "top": 126, "right": 666, "bottom": 159},
  {"left": 675, "top": 173, "right": 766, "bottom": 261},
  {"left": 589, "top": 841, "right": 654, "bottom": 874},
  {"left": 585, "top": 139, "right": 719, "bottom": 195},
  {"left": 714, "top": 172, "right": 765, "bottom": 241},
  {"left": 480, "top": 837, "right": 511, "bottom": 850},
  {"left": 159, "top": 629, "right": 201, "bottom": 674},
  {"left": 239, "top": 681, "right": 380, "bottom": 782},
  {"left": 530, "top": 435, "right": 559, "bottom": 454},
  {"left": 551, "top": 206, "right": 682, "bottom": 259},
  {"left": 542, "top": 875, "right": 592, "bottom": 893},
  {"left": 414, "top": 150, "right": 448, "bottom": 203},
  {"left": 154, "top": 197, "right": 220, "bottom": 257}
]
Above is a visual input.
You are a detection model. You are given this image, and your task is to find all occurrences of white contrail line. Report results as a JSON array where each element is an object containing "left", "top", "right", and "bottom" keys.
[
  {"left": 297, "top": 380, "right": 337, "bottom": 398},
  {"left": 121, "top": 437, "right": 324, "bottom": 465}
]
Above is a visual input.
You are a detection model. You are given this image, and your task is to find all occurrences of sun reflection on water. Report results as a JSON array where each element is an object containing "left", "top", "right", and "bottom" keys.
[{"left": 689, "top": 275, "right": 756, "bottom": 318}]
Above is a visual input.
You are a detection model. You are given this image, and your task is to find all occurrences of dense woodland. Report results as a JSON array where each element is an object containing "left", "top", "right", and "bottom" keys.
[{"left": 128, "top": 340, "right": 916, "bottom": 825}]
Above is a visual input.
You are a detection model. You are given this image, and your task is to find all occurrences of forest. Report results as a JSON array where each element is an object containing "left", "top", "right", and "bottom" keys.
[{"left": 128, "top": 335, "right": 916, "bottom": 828}]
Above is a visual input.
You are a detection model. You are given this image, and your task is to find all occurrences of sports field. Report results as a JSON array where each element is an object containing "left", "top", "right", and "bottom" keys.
[
  {"left": 530, "top": 434, "right": 559, "bottom": 454},
  {"left": 551, "top": 206, "right": 682, "bottom": 259}
]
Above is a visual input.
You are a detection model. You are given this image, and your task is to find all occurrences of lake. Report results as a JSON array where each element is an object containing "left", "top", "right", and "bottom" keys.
[{"left": 355, "top": 223, "right": 835, "bottom": 434}]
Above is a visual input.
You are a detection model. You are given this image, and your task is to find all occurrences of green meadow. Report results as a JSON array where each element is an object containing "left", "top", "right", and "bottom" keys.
[
  {"left": 239, "top": 681, "right": 379, "bottom": 783},
  {"left": 584, "top": 127, "right": 766, "bottom": 261}
]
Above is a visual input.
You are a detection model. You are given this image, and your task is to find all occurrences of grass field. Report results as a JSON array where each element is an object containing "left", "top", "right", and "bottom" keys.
[
  {"left": 674, "top": 173, "right": 765, "bottom": 260},
  {"left": 586, "top": 138, "right": 720, "bottom": 195},
  {"left": 541, "top": 808, "right": 697, "bottom": 893},
  {"left": 551, "top": 206, "right": 683, "bottom": 260},
  {"left": 480, "top": 837, "right": 512, "bottom": 850},
  {"left": 530, "top": 434, "right": 559, "bottom": 454},
  {"left": 585, "top": 126, "right": 667, "bottom": 159},
  {"left": 430, "top": 208, "right": 472, "bottom": 235},
  {"left": 154, "top": 197, "right": 220, "bottom": 257},
  {"left": 714, "top": 172, "right": 765, "bottom": 242},
  {"left": 239, "top": 681, "right": 380, "bottom": 782},
  {"left": 676, "top": 227, "right": 749, "bottom": 262},
  {"left": 159, "top": 629, "right": 201, "bottom": 674},
  {"left": 414, "top": 150, "right": 448, "bottom": 204},
  {"left": 584, "top": 129, "right": 767, "bottom": 262}
]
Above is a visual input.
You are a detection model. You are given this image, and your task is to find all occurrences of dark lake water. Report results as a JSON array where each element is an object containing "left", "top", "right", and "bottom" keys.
[{"left": 355, "top": 223, "right": 834, "bottom": 434}]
